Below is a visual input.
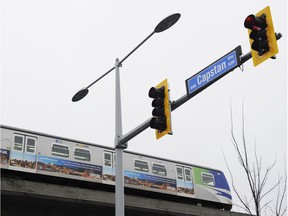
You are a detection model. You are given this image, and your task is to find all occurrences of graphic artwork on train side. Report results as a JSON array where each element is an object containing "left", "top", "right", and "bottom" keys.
[
  {"left": 37, "top": 155, "right": 102, "bottom": 179},
  {"left": 0, "top": 125, "right": 232, "bottom": 211}
]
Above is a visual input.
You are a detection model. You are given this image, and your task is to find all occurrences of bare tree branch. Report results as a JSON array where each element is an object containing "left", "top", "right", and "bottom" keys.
[
  {"left": 222, "top": 147, "right": 254, "bottom": 215},
  {"left": 225, "top": 101, "right": 287, "bottom": 216},
  {"left": 275, "top": 157, "right": 287, "bottom": 216}
]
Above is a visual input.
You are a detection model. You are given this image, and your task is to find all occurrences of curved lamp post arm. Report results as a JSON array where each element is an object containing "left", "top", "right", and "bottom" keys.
[{"left": 71, "top": 13, "right": 180, "bottom": 102}]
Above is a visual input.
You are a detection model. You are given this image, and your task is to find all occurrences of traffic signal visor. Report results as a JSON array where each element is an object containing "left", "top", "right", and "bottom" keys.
[{"left": 244, "top": 6, "right": 279, "bottom": 66}]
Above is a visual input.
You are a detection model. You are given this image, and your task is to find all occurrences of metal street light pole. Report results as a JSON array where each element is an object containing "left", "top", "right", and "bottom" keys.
[
  {"left": 114, "top": 58, "right": 126, "bottom": 215},
  {"left": 72, "top": 13, "right": 180, "bottom": 216}
]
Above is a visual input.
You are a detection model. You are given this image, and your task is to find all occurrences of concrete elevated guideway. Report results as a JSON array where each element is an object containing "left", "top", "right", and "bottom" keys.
[{"left": 1, "top": 171, "right": 250, "bottom": 216}]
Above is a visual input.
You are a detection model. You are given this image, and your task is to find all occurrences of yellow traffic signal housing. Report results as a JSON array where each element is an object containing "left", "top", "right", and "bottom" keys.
[
  {"left": 156, "top": 79, "right": 172, "bottom": 139},
  {"left": 148, "top": 79, "right": 172, "bottom": 140},
  {"left": 245, "top": 6, "right": 279, "bottom": 66}
]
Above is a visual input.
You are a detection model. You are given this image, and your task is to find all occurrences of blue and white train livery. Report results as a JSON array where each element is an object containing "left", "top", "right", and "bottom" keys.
[{"left": 0, "top": 125, "right": 232, "bottom": 210}]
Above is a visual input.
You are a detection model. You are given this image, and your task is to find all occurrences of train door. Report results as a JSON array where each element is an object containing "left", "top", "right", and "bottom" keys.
[
  {"left": 9, "top": 133, "right": 37, "bottom": 173},
  {"left": 176, "top": 165, "right": 194, "bottom": 196},
  {"left": 176, "top": 166, "right": 184, "bottom": 189},
  {"left": 102, "top": 151, "right": 115, "bottom": 183},
  {"left": 184, "top": 167, "right": 192, "bottom": 183}
]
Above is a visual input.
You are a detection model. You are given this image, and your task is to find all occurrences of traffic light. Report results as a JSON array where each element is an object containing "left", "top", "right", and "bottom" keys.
[
  {"left": 244, "top": 6, "right": 279, "bottom": 66},
  {"left": 148, "top": 79, "right": 172, "bottom": 139}
]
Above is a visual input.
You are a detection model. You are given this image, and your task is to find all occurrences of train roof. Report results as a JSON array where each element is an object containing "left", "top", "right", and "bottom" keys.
[{"left": 1, "top": 124, "right": 223, "bottom": 173}]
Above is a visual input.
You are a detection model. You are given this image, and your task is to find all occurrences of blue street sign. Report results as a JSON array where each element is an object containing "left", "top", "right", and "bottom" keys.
[{"left": 186, "top": 46, "right": 241, "bottom": 95}]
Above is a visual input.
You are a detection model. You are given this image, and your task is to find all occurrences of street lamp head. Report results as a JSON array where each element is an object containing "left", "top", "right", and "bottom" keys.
[
  {"left": 72, "top": 88, "right": 89, "bottom": 102},
  {"left": 154, "top": 13, "right": 181, "bottom": 33}
]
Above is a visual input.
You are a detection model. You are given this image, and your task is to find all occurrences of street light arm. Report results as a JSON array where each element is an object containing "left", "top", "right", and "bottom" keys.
[
  {"left": 72, "top": 65, "right": 116, "bottom": 102},
  {"left": 72, "top": 13, "right": 181, "bottom": 102},
  {"left": 74, "top": 31, "right": 155, "bottom": 101},
  {"left": 72, "top": 31, "right": 154, "bottom": 102},
  {"left": 87, "top": 66, "right": 115, "bottom": 89},
  {"left": 119, "top": 31, "right": 155, "bottom": 65},
  {"left": 119, "top": 13, "right": 181, "bottom": 65},
  {"left": 88, "top": 31, "right": 158, "bottom": 88}
]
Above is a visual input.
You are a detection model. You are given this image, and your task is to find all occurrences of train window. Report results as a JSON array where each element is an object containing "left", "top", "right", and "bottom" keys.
[
  {"left": 74, "top": 148, "right": 91, "bottom": 161},
  {"left": 13, "top": 135, "right": 24, "bottom": 151},
  {"left": 52, "top": 143, "right": 69, "bottom": 158},
  {"left": 176, "top": 166, "right": 184, "bottom": 180},
  {"left": 152, "top": 163, "right": 167, "bottom": 176},
  {"left": 104, "top": 152, "right": 112, "bottom": 167},
  {"left": 184, "top": 168, "right": 192, "bottom": 182},
  {"left": 201, "top": 172, "right": 215, "bottom": 186},
  {"left": 134, "top": 159, "right": 149, "bottom": 172},
  {"left": 26, "top": 137, "right": 36, "bottom": 153}
]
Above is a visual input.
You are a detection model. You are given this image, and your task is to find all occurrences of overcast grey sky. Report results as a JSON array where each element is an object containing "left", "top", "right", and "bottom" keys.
[{"left": 1, "top": 0, "right": 287, "bottom": 213}]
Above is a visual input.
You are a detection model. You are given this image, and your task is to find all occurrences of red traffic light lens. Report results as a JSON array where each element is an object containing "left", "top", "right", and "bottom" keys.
[
  {"left": 244, "top": 14, "right": 256, "bottom": 30},
  {"left": 244, "top": 14, "right": 267, "bottom": 30}
]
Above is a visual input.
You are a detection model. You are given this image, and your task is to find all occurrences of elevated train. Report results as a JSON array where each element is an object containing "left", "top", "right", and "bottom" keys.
[{"left": 0, "top": 125, "right": 232, "bottom": 210}]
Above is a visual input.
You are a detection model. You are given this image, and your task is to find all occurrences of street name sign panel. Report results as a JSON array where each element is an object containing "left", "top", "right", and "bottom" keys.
[{"left": 186, "top": 46, "right": 242, "bottom": 95}]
